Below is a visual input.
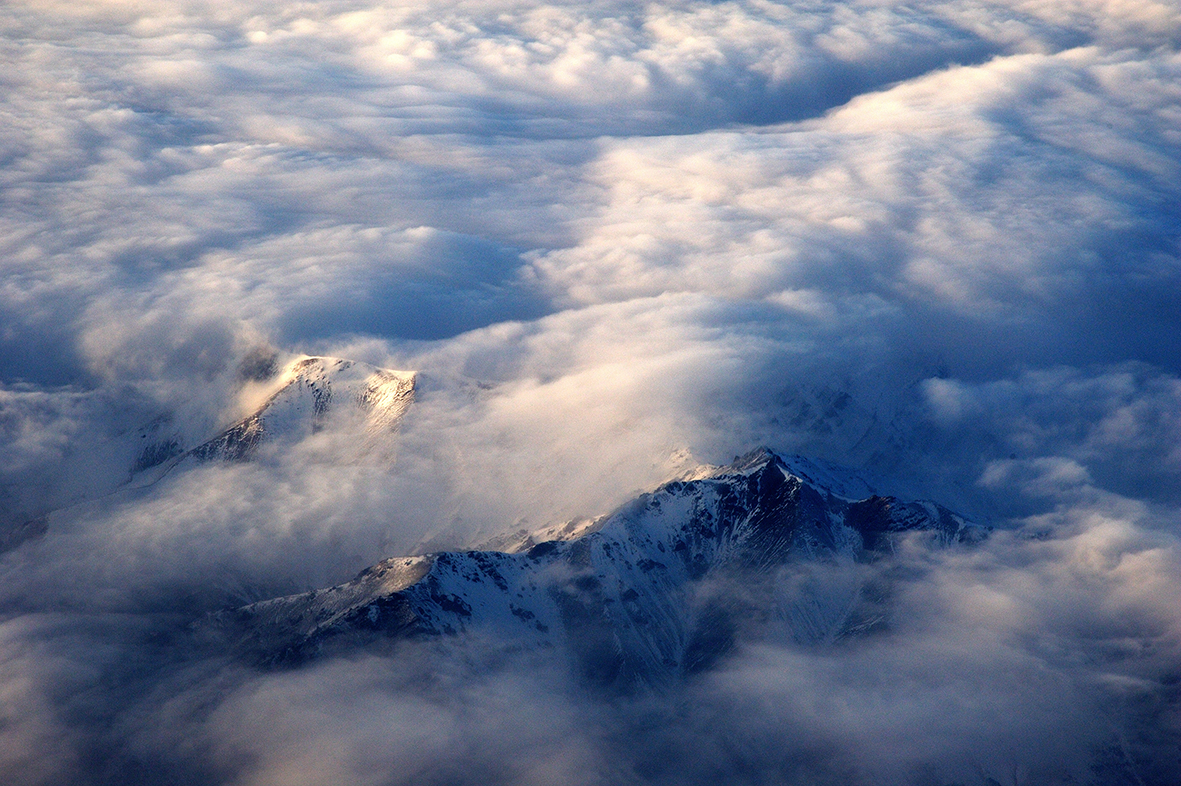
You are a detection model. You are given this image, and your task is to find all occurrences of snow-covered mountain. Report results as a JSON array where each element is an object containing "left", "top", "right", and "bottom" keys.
[
  {"left": 227, "top": 448, "right": 982, "bottom": 685},
  {"left": 132, "top": 355, "right": 415, "bottom": 478},
  {"left": 1, "top": 355, "right": 416, "bottom": 555}
]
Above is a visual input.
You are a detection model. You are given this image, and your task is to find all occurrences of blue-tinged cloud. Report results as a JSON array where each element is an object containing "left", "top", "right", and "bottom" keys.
[{"left": 1, "top": 0, "right": 1180, "bottom": 783}]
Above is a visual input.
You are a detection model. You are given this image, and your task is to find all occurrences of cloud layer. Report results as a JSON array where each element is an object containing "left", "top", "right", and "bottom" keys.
[{"left": 2, "top": 0, "right": 1180, "bottom": 783}]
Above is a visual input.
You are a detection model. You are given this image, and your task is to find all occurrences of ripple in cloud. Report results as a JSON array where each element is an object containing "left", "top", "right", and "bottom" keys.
[{"left": 1, "top": 0, "right": 1180, "bottom": 784}]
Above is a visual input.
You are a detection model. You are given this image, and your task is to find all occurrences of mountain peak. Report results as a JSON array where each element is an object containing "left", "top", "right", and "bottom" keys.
[
  {"left": 131, "top": 355, "right": 415, "bottom": 475},
  {"left": 221, "top": 449, "right": 982, "bottom": 683},
  {"left": 728, "top": 446, "right": 782, "bottom": 473},
  {"left": 689, "top": 447, "right": 880, "bottom": 502}
]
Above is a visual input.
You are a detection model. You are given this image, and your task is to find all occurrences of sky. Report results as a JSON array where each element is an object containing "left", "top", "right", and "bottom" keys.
[{"left": 1, "top": 0, "right": 1181, "bottom": 783}]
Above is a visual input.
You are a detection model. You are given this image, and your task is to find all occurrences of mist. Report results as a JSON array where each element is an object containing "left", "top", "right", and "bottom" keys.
[{"left": 2, "top": 0, "right": 1180, "bottom": 783}]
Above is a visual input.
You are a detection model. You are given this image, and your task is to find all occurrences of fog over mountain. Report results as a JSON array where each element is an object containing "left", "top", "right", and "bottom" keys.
[{"left": 2, "top": 0, "right": 1180, "bottom": 783}]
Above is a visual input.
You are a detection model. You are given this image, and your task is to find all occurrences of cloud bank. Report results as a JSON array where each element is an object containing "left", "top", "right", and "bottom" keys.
[{"left": 1, "top": 0, "right": 1180, "bottom": 783}]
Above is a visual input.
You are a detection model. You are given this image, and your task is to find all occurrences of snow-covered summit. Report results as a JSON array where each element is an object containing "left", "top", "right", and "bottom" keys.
[
  {"left": 133, "top": 355, "right": 415, "bottom": 475},
  {"left": 187, "top": 356, "right": 414, "bottom": 462},
  {"left": 681, "top": 447, "right": 880, "bottom": 501}
]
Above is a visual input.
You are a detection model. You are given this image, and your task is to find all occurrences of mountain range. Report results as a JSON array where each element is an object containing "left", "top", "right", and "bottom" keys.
[
  {"left": 22, "top": 355, "right": 983, "bottom": 688},
  {"left": 222, "top": 448, "right": 983, "bottom": 688}
]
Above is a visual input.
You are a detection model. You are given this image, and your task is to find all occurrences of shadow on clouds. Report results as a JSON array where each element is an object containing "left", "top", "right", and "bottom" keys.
[
  {"left": 277, "top": 231, "right": 551, "bottom": 342},
  {"left": 1, "top": 0, "right": 1181, "bottom": 782}
]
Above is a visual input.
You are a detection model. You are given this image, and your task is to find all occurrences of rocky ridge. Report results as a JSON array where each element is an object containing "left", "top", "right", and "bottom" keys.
[
  {"left": 226, "top": 448, "right": 983, "bottom": 685},
  {"left": 134, "top": 355, "right": 415, "bottom": 475}
]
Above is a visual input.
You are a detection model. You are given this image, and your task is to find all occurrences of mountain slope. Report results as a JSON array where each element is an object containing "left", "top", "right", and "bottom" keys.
[
  {"left": 3, "top": 356, "right": 416, "bottom": 554},
  {"left": 226, "top": 448, "right": 982, "bottom": 684},
  {"left": 133, "top": 355, "right": 415, "bottom": 477}
]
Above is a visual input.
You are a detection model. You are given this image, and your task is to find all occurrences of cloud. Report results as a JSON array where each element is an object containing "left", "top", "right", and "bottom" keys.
[
  {"left": 1, "top": 0, "right": 1181, "bottom": 782},
  {"left": 4, "top": 485, "right": 1180, "bottom": 785},
  {"left": 531, "top": 46, "right": 1180, "bottom": 353}
]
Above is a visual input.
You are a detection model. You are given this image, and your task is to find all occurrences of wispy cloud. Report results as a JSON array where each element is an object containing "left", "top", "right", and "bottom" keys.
[{"left": 1, "top": 0, "right": 1180, "bottom": 782}]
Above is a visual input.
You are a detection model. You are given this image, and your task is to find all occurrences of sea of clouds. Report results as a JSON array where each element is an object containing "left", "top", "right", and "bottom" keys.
[{"left": 2, "top": 0, "right": 1180, "bottom": 783}]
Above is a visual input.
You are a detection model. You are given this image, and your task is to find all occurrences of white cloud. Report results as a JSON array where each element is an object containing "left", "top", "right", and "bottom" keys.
[{"left": 1, "top": 0, "right": 1181, "bottom": 781}]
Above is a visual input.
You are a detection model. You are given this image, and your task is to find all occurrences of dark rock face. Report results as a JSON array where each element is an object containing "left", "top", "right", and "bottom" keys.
[
  {"left": 222, "top": 449, "right": 983, "bottom": 684},
  {"left": 189, "top": 415, "right": 265, "bottom": 462},
  {"left": 132, "top": 438, "right": 184, "bottom": 472}
]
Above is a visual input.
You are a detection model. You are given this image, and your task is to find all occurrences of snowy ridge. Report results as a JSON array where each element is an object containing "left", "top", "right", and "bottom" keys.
[
  {"left": 188, "top": 356, "right": 415, "bottom": 462},
  {"left": 226, "top": 449, "right": 982, "bottom": 683},
  {"left": 133, "top": 356, "right": 415, "bottom": 475}
]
